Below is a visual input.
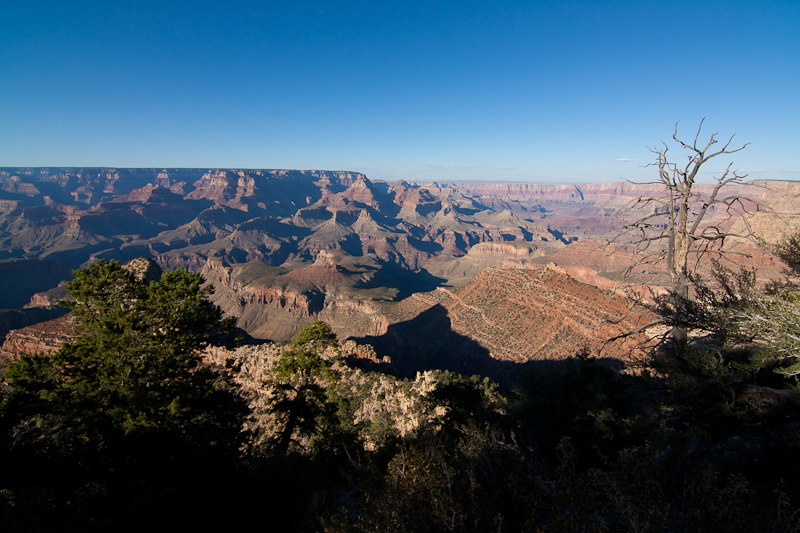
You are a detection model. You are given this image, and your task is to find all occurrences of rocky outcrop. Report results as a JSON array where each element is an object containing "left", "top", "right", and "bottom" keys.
[
  {"left": 122, "top": 256, "right": 163, "bottom": 282},
  {"left": 201, "top": 259, "right": 319, "bottom": 340},
  {"left": 392, "top": 182, "right": 442, "bottom": 216},
  {"left": 467, "top": 241, "right": 539, "bottom": 258},
  {"left": 1, "top": 176, "right": 40, "bottom": 196},
  {"left": 423, "top": 240, "right": 546, "bottom": 286},
  {"left": 27, "top": 284, "right": 70, "bottom": 307},
  {"left": 319, "top": 299, "right": 391, "bottom": 339},
  {"left": 340, "top": 176, "right": 384, "bottom": 209},
  {"left": 729, "top": 181, "right": 800, "bottom": 245},
  {"left": 0, "top": 199, "right": 21, "bottom": 212},
  {"left": 186, "top": 170, "right": 245, "bottom": 207},
  {"left": 341, "top": 339, "right": 391, "bottom": 365},
  {"left": 548, "top": 241, "right": 638, "bottom": 274},
  {"left": 0, "top": 314, "right": 76, "bottom": 360},
  {"left": 109, "top": 184, "right": 182, "bottom": 205},
  {"left": 203, "top": 341, "right": 452, "bottom": 449}
]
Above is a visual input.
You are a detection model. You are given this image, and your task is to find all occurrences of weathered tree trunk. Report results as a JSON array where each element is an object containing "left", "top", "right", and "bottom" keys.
[
  {"left": 671, "top": 271, "right": 689, "bottom": 355},
  {"left": 671, "top": 192, "right": 691, "bottom": 354},
  {"left": 276, "top": 396, "right": 301, "bottom": 454}
]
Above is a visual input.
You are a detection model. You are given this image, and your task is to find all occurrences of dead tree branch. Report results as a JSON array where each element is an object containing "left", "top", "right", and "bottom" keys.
[{"left": 607, "top": 119, "right": 769, "bottom": 354}]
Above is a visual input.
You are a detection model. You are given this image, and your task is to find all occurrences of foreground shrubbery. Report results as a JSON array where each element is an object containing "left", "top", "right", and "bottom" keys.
[
  {"left": 1, "top": 259, "right": 799, "bottom": 531},
  {"left": 320, "top": 353, "right": 799, "bottom": 532}
]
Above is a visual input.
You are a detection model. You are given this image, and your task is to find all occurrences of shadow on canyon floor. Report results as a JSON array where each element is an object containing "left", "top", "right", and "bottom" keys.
[
  {"left": 352, "top": 303, "right": 625, "bottom": 389},
  {"left": 355, "top": 261, "right": 449, "bottom": 300}
]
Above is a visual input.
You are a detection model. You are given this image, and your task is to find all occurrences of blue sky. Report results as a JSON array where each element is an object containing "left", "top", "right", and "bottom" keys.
[{"left": 2, "top": 1, "right": 798, "bottom": 183}]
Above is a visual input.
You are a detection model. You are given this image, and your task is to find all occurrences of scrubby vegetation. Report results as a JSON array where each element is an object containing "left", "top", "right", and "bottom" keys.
[{"left": 2, "top": 252, "right": 800, "bottom": 531}]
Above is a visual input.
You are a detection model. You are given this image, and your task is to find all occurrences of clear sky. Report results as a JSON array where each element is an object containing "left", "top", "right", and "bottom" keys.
[{"left": 2, "top": 0, "right": 798, "bottom": 183}]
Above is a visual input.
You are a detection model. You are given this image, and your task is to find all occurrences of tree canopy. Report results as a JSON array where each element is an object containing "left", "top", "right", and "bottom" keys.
[
  {"left": 0, "top": 259, "right": 247, "bottom": 528},
  {"left": 2, "top": 259, "right": 243, "bottom": 455}
]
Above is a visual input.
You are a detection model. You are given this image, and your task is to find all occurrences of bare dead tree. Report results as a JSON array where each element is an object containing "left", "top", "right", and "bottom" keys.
[{"left": 613, "top": 118, "right": 764, "bottom": 352}]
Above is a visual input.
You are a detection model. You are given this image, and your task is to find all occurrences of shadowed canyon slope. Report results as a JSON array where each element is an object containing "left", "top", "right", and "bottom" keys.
[{"left": 343, "top": 265, "right": 653, "bottom": 383}]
